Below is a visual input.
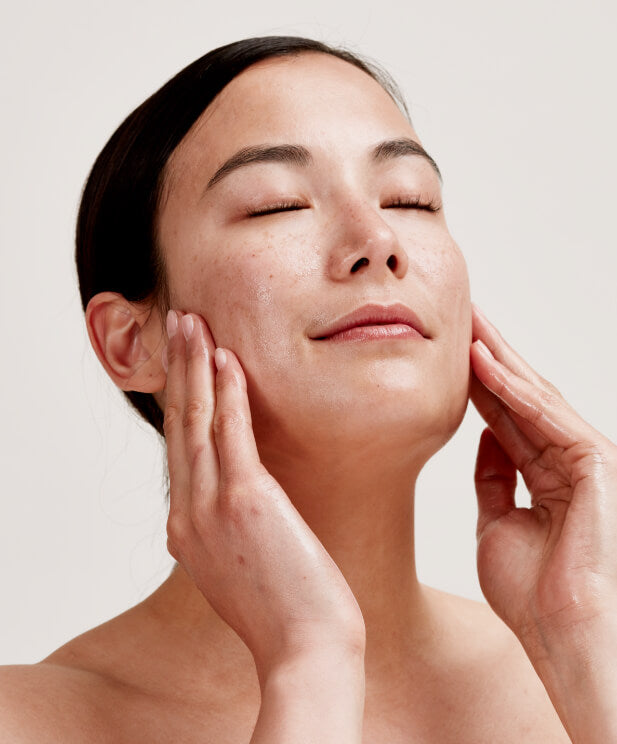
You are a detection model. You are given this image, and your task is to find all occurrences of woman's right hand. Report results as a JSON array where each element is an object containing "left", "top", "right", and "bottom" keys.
[{"left": 162, "top": 310, "right": 366, "bottom": 682}]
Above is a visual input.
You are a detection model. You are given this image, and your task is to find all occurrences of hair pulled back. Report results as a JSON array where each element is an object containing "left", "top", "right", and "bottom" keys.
[{"left": 75, "top": 36, "right": 409, "bottom": 436}]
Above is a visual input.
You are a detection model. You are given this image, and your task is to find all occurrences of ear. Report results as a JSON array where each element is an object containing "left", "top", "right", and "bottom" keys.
[{"left": 85, "top": 291, "right": 166, "bottom": 393}]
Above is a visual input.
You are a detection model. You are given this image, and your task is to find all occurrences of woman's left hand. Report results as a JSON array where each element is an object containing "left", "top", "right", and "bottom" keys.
[{"left": 469, "top": 303, "right": 617, "bottom": 655}]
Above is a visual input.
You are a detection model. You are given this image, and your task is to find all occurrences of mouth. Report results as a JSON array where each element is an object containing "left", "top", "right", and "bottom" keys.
[{"left": 310, "top": 302, "right": 429, "bottom": 342}]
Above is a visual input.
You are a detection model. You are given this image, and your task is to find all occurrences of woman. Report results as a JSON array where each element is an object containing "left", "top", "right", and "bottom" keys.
[{"left": 1, "top": 36, "right": 615, "bottom": 742}]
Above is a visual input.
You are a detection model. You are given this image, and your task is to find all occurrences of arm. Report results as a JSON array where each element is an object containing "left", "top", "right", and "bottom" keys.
[
  {"left": 521, "top": 613, "right": 617, "bottom": 744},
  {"left": 251, "top": 647, "right": 365, "bottom": 744}
]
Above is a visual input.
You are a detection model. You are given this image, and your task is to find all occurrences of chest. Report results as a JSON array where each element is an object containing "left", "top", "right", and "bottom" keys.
[{"left": 105, "top": 686, "right": 570, "bottom": 744}]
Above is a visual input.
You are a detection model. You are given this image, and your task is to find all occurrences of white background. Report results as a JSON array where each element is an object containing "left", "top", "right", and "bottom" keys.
[{"left": 1, "top": 0, "right": 615, "bottom": 664}]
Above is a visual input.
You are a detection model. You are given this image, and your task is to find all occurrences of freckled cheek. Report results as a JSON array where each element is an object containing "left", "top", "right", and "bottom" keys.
[
  {"left": 412, "top": 239, "right": 471, "bottom": 366},
  {"left": 411, "top": 238, "right": 469, "bottom": 317},
  {"left": 186, "top": 241, "right": 303, "bottom": 363}
]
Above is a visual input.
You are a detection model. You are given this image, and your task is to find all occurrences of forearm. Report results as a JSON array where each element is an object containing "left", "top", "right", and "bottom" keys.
[
  {"left": 250, "top": 647, "right": 366, "bottom": 744},
  {"left": 524, "top": 614, "right": 617, "bottom": 743}
]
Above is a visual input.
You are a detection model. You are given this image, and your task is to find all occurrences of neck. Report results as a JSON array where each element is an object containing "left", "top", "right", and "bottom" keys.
[{"left": 145, "top": 449, "right": 442, "bottom": 691}]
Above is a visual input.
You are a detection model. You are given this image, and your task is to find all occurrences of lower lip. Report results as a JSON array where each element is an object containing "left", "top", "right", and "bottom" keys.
[{"left": 318, "top": 323, "right": 424, "bottom": 342}]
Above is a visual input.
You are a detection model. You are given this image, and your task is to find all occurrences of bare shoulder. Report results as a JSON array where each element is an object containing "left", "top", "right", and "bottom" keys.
[
  {"left": 0, "top": 604, "right": 163, "bottom": 744},
  {"left": 0, "top": 602, "right": 222, "bottom": 744},
  {"left": 423, "top": 586, "right": 571, "bottom": 743},
  {"left": 0, "top": 661, "right": 116, "bottom": 743}
]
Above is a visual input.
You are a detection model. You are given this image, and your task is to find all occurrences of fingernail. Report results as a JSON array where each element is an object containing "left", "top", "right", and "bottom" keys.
[
  {"left": 476, "top": 340, "right": 493, "bottom": 358},
  {"left": 162, "top": 345, "right": 168, "bottom": 373},
  {"left": 214, "top": 347, "right": 227, "bottom": 371},
  {"left": 166, "top": 310, "right": 178, "bottom": 339},
  {"left": 181, "top": 314, "right": 194, "bottom": 340}
]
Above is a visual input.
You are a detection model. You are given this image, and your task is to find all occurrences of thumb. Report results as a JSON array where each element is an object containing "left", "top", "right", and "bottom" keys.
[{"left": 474, "top": 427, "right": 517, "bottom": 542}]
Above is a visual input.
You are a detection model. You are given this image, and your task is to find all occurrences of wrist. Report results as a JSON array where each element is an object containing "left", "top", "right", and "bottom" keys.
[
  {"left": 251, "top": 648, "right": 366, "bottom": 744},
  {"left": 258, "top": 640, "right": 366, "bottom": 691},
  {"left": 521, "top": 612, "right": 617, "bottom": 743},
  {"left": 253, "top": 623, "right": 366, "bottom": 688}
]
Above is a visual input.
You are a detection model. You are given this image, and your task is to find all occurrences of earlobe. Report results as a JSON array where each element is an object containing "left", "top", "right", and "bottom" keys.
[{"left": 85, "top": 291, "right": 166, "bottom": 393}]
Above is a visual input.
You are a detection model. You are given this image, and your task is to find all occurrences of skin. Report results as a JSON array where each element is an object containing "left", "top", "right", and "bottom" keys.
[
  {"left": 3, "top": 51, "right": 616, "bottom": 742},
  {"left": 154, "top": 51, "right": 472, "bottom": 678}
]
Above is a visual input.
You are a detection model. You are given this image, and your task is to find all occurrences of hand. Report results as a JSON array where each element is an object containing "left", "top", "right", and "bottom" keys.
[
  {"left": 469, "top": 304, "right": 617, "bottom": 653},
  {"left": 162, "top": 310, "right": 365, "bottom": 681}
]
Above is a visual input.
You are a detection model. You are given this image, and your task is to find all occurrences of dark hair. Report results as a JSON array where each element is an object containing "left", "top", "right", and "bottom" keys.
[{"left": 75, "top": 36, "right": 410, "bottom": 437}]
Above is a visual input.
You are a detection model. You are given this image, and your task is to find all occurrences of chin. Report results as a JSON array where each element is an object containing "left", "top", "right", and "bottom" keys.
[{"left": 250, "top": 371, "right": 470, "bottom": 473}]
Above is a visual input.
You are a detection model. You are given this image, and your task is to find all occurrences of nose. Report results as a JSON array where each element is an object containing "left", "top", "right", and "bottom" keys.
[{"left": 325, "top": 200, "right": 409, "bottom": 282}]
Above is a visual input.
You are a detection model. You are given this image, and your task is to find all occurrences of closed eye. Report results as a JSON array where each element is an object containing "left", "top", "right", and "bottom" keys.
[
  {"left": 246, "top": 196, "right": 441, "bottom": 217},
  {"left": 384, "top": 196, "right": 441, "bottom": 212},
  {"left": 246, "top": 201, "right": 307, "bottom": 217}
]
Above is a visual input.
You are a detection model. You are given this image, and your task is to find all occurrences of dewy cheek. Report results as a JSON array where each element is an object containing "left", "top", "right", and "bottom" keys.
[{"left": 252, "top": 283, "right": 273, "bottom": 305}]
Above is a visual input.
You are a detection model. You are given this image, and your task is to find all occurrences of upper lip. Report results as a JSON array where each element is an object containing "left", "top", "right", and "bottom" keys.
[{"left": 310, "top": 302, "right": 429, "bottom": 339}]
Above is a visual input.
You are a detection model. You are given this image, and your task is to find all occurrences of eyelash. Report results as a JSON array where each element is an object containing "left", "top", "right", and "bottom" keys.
[{"left": 246, "top": 196, "right": 441, "bottom": 217}]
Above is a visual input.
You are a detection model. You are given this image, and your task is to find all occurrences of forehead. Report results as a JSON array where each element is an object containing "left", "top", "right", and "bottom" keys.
[{"left": 165, "top": 52, "right": 418, "bottom": 187}]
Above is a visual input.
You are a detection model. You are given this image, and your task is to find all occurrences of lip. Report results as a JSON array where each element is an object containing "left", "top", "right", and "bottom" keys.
[{"left": 310, "top": 302, "right": 429, "bottom": 341}]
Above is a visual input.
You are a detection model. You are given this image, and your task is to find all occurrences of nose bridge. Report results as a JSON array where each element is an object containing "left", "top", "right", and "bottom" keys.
[{"left": 326, "top": 195, "right": 408, "bottom": 280}]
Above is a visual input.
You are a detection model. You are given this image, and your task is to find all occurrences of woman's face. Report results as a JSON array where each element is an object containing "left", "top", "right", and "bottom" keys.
[{"left": 157, "top": 52, "right": 471, "bottom": 467}]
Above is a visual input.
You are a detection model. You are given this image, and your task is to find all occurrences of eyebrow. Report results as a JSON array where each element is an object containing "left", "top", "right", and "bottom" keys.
[
  {"left": 372, "top": 138, "right": 442, "bottom": 181},
  {"left": 204, "top": 137, "right": 441, "bottom": 192}
]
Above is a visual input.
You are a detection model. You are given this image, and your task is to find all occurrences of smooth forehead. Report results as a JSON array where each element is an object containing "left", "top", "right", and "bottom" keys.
[{"left": 165, "top": 52, "right": 419, "bottom": 189}]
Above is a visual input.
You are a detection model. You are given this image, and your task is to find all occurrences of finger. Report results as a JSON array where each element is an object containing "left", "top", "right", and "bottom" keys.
[
  {"left": 194, "top": 313, "right": 217, "bottom": 358},
  {"left": 163, "top": 309, "right": 191, "bottom": 519},
  {"left": 471, "top": 339, "right": 588, "bottom": 449},
  {"left": 475, "top": 427, "right": 517, "bottom": 542},
  {"left": 212, "top": 347, "right": 262, "bottom": 488},
  {"left": 182, "top": 314, "right": 220, "bottom": 499},
  {"left": 470, "top": 372, "right": 540, "bottom": 470},
  {"left": 472, "top": 304, "right": 554, "bottom": 392}
]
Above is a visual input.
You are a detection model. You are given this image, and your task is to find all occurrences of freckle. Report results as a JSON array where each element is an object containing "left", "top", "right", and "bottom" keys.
[{"left": 269, "top": 274, "right": 273, "bottom": 279}]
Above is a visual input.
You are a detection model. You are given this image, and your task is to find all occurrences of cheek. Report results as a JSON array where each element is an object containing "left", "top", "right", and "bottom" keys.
[
  {"left": 440, "top": 248, "right": 472, "bottom": 411},
  {"left": 413, "top": 234, "right": 471, "bottom": 386},
  {"left": 181, "top": 235, "right": 313, "bottom": 367},
  {"left": 411, "top": 232, "right": 470, "bottom": 329}
]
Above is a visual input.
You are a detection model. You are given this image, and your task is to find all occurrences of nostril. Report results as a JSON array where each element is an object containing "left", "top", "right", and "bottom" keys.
[
  {"left": 386, "top": 254, "right": 397, "bottom": 271},
  {"left": 350, "top": 257, "right": 369, "bottom": 273}
]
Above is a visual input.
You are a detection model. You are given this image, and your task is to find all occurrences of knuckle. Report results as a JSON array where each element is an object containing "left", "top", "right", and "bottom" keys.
[
  {"left": 538, "top": 388, "right": 558, "bottom": 409},
  {"left": 166, "top": 537, "right": 180, "bottom": 562},
  {"left": 163, "top": 403, "right": 182, "bottom": 436},
  {"left": 166, "top": 512, "right": 191, "bottom": 550},
  {"left": 182, "top": 398, "right": 207, "bottom": 429},
  {"left": 189, "top": 499, "right": 211, "bottom": 534},
  {"left": 539, "top": 376, "right": 562, "bottom": 398},
  {"left": 213, "top": 409, "right": 246, "bottom": 439}
]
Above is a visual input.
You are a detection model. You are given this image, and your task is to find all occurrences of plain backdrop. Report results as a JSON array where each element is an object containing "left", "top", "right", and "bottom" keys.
[{"left": 1, "top": 0, "right": 616, "bottom": 664}]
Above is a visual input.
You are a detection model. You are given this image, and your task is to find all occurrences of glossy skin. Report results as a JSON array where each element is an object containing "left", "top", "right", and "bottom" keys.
[
  {"left": 154, "top": 52, "right": 617, "bottom": 741},
  {"left": 149, "top": 51, "right": 477, "bottom": 720},
  {"left": 2, "top": 50, "right": 615, "bottom": 743},
  {"left": 157, "top": 53, "right": 471, "bottom": 477},
  {"left": 470, "top": 308, "right": 617, "bottom": 741}
]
